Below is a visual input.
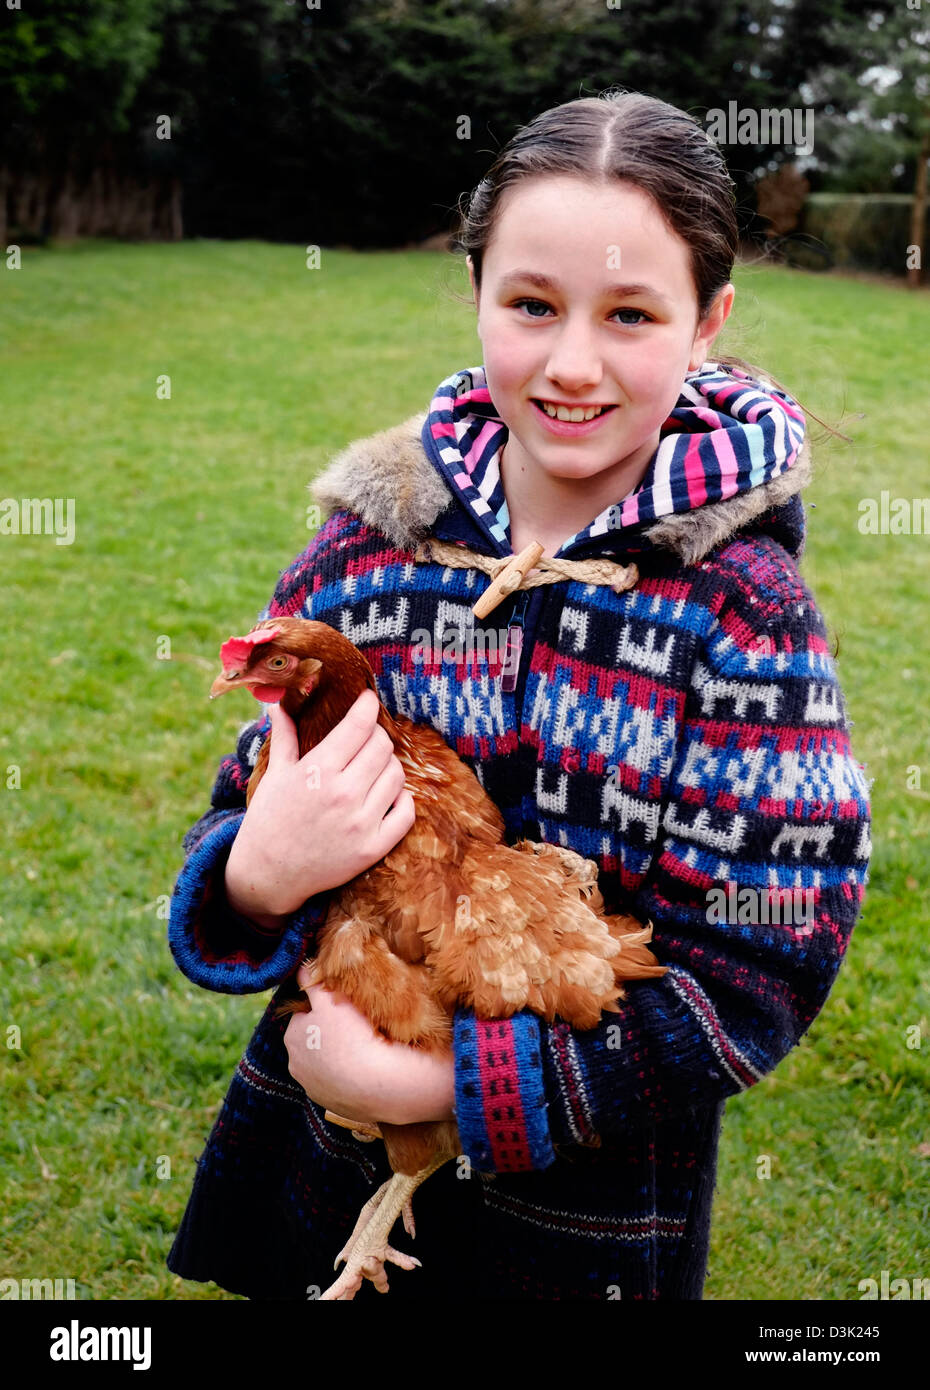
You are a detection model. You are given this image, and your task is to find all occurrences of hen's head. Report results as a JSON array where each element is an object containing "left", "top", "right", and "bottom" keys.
[{"left": 210, "top": 617, "right": 380, "bottom": 730}]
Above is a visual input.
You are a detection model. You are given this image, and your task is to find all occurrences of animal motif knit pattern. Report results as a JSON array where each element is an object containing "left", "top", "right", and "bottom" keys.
[{"left": 166, "top": 363, "right": 870, "bottom": 1300}]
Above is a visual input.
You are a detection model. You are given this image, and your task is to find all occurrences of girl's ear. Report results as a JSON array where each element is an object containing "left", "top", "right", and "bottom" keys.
[
  {"left": 466, "top": 254, "right": 480, "bottom": 309},
  {"left": 689, "top": 283, "right": 735, "bottom": 371}
]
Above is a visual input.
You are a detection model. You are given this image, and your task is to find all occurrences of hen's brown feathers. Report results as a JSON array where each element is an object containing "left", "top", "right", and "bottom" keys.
[
  {"left": 339, "top": 835, "right": 657, "bottom": 1034},
  {"left": 300, "top": 707, "right": 666, "bottom": 1038}
]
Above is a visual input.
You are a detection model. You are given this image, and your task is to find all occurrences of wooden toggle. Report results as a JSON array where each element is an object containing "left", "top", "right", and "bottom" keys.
[{"left": 472, "top": 541, "right": 545, "bottom": 619}]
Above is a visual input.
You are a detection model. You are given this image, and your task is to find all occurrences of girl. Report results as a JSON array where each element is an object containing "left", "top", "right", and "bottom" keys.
[{"left": 167, "top": 89, "right": 871, "bottom": 1301}]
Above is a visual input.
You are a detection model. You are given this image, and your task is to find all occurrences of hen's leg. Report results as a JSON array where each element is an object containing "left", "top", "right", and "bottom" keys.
[
  {"left": 329, "top": 1179, "right": 416, "bottom": 1263},
  {"left": 319, "top": 1157, "right": 450, "bottom": 1301}
]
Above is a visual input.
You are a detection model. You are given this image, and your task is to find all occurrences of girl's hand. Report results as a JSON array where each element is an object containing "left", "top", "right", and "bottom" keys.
[
  {"left": 225, "top": 689, "right": 416, "bottom": 918},
  {"left": 283, "top": 967, "right": 456, "bottom": 1127}
]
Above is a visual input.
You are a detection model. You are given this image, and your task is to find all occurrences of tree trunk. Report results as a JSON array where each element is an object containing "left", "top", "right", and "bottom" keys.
[
  {"left": 4, "top": 129, "right": 183, "bottom": 244},
  {"left": 907, "top": 125, "right": 928, "bottom": 289},
  {"left": 167, "top": 175, "right": 183, "bottom": 240},
  {"left": 49, "top": 151, "right": 81, "bottom": 241},
  {"left": 11, "top": 171, "right": 50, "bottom": 238},
  {"left": 82, "top": 165, "right": 107, "bottom": 237},
  {"left": 0, "top": 166, "right": 7, "bottom": 251}
]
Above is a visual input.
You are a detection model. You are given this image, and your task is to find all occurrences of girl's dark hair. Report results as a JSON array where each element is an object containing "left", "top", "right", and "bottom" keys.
[
  {"left": 457, "top": 89, "right": 738, "bottom": 322},
  {"left": 455, "top": 88, "right": 845, "bottom": 439}
]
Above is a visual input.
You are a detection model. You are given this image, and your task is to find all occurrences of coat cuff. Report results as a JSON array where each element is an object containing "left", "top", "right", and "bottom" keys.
[
  {"left": 452, "top": 1010, "right": 556, "bottom": 1174},
  {"left": 168, "top": 812, "right": 327, "bottom": 994}
]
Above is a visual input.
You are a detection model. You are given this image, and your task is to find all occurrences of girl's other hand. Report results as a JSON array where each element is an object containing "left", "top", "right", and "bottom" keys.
[{"left": 284, "top": 968, "right": 456, "bottom": 1126}]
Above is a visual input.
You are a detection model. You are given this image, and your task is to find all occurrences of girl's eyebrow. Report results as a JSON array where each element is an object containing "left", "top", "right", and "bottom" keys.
[{"left": 498, "top": 269, "right": 674, "bottom": 310}]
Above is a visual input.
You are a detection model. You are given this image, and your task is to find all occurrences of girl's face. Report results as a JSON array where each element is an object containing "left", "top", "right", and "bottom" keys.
[{"left": 467, "top": 175, "right": 734, "bottom": 491}]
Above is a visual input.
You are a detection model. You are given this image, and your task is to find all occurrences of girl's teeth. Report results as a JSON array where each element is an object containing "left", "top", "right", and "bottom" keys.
[{"left": 540, "top": 402, "right": 609, "bottom": 422}]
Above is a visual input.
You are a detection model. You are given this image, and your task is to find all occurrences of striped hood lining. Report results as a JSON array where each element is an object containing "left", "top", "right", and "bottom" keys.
[{"left": 424, "top": 362, "right": 807, "bottom": 555}]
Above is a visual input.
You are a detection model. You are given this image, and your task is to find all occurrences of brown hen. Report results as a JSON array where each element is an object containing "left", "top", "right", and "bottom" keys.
[{"left": 210, "top": 616, "right": 666, "bottom": 1298}]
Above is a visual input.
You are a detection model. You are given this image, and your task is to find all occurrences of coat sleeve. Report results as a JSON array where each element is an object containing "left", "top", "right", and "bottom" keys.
[
  {"left": 452, "top": 566, "right": 871, "bottom": 1171},
  {"left": 167, "top": 518, "right": 343, "bottom": 994}
]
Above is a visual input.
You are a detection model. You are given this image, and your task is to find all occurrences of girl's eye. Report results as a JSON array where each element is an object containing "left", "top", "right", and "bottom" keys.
[
  {"left": 266, "top": 655, "right": 288, "bottom": 670},
  {"left": 513, "top": 298, "right": 552, "bottom": 318},
  {"left": 511, "top": 299, "right": 652, "bottom": 326}
]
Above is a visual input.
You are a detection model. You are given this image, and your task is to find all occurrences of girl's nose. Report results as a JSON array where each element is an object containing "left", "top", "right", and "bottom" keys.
[{"left": 544, "top": 321, "right": 604, "bottom": 392}]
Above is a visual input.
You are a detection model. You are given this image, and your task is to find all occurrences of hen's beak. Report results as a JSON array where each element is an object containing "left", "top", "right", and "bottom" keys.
[{"left": 209, "top": 669, "right": 248, "bottom": 700}]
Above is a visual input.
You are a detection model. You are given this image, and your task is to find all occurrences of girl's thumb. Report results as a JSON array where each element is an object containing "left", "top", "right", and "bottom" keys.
[{"left": 265, "top": 700, "right": 298, "bottom": 765}]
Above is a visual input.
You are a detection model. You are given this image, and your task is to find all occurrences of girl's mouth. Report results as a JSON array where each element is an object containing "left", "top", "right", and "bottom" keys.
[{"left": 531, "top": 399, "right": 617, "bottom": 436}]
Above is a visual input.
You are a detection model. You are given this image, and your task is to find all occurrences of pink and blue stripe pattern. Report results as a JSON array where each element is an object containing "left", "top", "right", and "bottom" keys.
[{"left": 425, "top": 363, "right": 806, "bottom": 551}]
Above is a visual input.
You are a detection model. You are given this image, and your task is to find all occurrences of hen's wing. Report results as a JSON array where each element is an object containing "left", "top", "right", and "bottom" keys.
[
  {"left": 283, "top": 705, "right": 663, "bottom": 1041},
  {"left": 394, "top": 835, "right": 664, "bottom": 1031},
  {"left": 315, "top": 837, "right": 664, "bottom": 1044},
  {"left": 314, "top": 898, "right": 455, "bottom": 1050},
  {"left": 391, "top": 716, "right": 505, "bottom": 846}
]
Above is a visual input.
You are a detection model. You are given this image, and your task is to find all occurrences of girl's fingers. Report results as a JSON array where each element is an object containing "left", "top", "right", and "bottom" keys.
[
  {"left": 373, "top": 788, "right": 416, "bottom": 855},
  {"left": 362, "top": 751, "right": 408, "bottom": 820},
  {"left": 265, "top": 701, "right": 298, "bottom": 768},
  {"left": 312, "top": 690, "right": 381, "bottom": 772}
]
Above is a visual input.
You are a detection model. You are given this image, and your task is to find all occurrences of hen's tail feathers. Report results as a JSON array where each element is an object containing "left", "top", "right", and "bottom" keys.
[
  {"left": 514, "top": 839, "right": 604, "bottom": 906},
  {"left": 607, "top": 916, "right": 668, "bottom": 981},
  {"left": 516, "top": 840, "right": 667, "bottom": 987}
]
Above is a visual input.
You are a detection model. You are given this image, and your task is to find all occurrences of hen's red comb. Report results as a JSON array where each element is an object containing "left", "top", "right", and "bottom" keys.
[{"left": 220, "top": 625, "right": 283, "bottom": 670}]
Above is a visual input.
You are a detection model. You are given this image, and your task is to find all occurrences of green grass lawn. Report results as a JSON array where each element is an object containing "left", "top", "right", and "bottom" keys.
[{"left": 0, "top": 241, "right": 927, "bottom": 1301}]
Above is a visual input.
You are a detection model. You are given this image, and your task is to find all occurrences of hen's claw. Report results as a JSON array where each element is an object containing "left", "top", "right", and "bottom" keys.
[
  {"left": 319, "top": 1160, "right": 448, "bottom": 1300},
  {"left": 320, "top": 1245, "right": 422, "bottom": 1300},
  {"left": 322, "top": 1177, "right": 421, "bottom": 1299}
]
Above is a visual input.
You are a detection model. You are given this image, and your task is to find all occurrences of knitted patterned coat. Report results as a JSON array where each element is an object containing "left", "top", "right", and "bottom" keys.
[{"left": 166, "top": 364, "right": 871, "bottom": 1301}]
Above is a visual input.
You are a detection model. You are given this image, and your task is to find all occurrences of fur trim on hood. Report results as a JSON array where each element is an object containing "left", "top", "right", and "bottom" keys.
[{"left": 311, "top": 410, "right": 813, "bottom": 568}]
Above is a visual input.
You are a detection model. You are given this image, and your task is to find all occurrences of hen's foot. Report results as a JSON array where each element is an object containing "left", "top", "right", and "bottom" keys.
[
  {"left": 318, "top": 1161, "right": 447, "bottom": 1300},
  {"left": 319, "top": 1176, "right": 423, "bottom": 1301},
  {"left": 318, "top": 1242, "right": 422, "bottom": 1300},
  {"left": 323, "top": 1109, "right": 382, "bottom": 1142},
  {"left": 329, "top": 1180, "right": 416, "bottom": 1270}
]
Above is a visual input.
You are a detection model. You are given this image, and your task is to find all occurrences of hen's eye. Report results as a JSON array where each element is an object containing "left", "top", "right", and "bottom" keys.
[{"left": 266, "top": 655, "right": 288, "bottom": 670}]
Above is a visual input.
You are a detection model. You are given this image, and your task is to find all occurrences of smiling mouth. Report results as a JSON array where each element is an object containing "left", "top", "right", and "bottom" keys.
[{"left": 532, "top": 399, "right": 617, "bottom": 422}]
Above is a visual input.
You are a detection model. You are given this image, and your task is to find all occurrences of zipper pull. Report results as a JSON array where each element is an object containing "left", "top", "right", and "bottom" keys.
[{"left": 501, "top": 591, "right": 529, "bottom": 693}]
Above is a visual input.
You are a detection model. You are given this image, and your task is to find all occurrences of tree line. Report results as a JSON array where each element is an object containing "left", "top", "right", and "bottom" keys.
[{"left": 0, "top": 0, "right": 924, "bottom": 252}]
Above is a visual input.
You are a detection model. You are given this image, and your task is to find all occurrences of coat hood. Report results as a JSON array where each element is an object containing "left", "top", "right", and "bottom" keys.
[{"left": 311, "top": 362, "right": 812, "bottom": 569}]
